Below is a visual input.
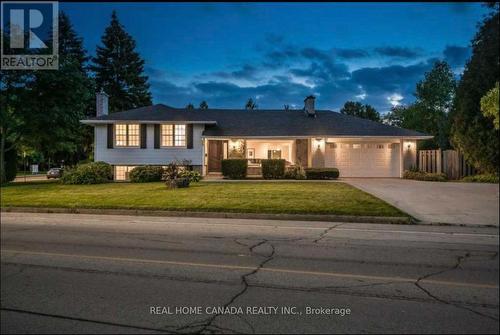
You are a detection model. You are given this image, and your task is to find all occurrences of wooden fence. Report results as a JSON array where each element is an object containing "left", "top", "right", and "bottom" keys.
[{"left": 418, "top": 149, "right": 476, "bottom": 179}]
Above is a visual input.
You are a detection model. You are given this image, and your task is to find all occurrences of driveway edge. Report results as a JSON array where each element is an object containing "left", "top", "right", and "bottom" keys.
[{"left": 1, "top": 206, "right": 412, "bottom": 225}]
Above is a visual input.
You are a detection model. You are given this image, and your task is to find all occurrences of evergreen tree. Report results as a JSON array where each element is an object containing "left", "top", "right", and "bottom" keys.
[
  {"left": 23, "top": 12, "right": 94, "bottom": 166},
  {"left": 91, "top": 11, "right": 152, "bottom": 113},
  {"left": 186, "top": 103, "right": 194, "bottom": 110},
  {"left": 199, "top": 101, "right": 208, "bottom": 109},
  {"left": 450, "top": 6, "right": 499, "bottom": 173}
]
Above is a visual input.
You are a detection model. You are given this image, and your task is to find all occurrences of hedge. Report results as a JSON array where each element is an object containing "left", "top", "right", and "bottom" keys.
[
  {"left": 261, "top": 159, "right": 286, "bottom": 179},
  {"left": 403, "top": 170, "right": 447, "bottom": 182},
  {"left": 129, "top": 166, "right": 164, "bottom": 182},
  {"left": 461, "top": 173, "right": 499, "bottom": 183},
  {"left": 61, "top": 161, "right": 113, "bottom": 184},
  {"left": 305, "top": 168, "right": 339, "bottom": 180},
  {"left": 221, "top": 159, "right": 247, "bottom": 179}
]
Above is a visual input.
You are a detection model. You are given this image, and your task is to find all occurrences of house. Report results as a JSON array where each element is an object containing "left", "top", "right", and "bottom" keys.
[{"left": 81, "top": 93, "right": 432, "bottom": 180}]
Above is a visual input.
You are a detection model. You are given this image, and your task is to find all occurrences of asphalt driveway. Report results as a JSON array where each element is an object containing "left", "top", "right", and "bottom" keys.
[{"left": 344, "top": 178, "right": 499, "bottom": 226}]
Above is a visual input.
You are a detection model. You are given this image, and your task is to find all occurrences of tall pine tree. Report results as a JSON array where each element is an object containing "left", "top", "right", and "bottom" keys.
[
  {"left": 91, "top": 11, "right": 152, "bottom": 113},
  {"left": 23, "top": 11, "right": 94, "bottom": 166}
]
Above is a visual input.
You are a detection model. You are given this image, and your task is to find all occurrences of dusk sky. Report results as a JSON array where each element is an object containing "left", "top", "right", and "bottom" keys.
[{"left": 62, "top": 2, "right": 490, "bottom": 113}]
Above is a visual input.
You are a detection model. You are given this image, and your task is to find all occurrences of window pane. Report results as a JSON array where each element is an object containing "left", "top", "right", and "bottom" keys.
[
  {"left": 175, "top": 124, "right": 186, "bottom": 146},
  {"left": 127, "top": 124, "right": 140, "bottom": 147},
  {"left": 161, "top": 125, "right": 174, "bottom": 146},
  {"left": 115, "top": 124, "right": 127, "bottom": 146}
]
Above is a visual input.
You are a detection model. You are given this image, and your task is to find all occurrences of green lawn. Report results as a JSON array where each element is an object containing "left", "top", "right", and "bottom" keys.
[{"left": 0, "top": 181, "right": 405, "bottom": 217}]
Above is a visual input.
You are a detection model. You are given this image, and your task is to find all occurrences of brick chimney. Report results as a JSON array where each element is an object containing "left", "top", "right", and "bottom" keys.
[
  {"left": 304, "top": 95, "right": 316, "bottom": 117},
  {"left": 96, "top": 91, "right": 109, "bottom": 117}
]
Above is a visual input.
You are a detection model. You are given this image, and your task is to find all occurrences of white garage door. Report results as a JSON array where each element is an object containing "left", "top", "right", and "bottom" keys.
[{"left": 325, "top": 142, "right": 400, "bottom": 177}]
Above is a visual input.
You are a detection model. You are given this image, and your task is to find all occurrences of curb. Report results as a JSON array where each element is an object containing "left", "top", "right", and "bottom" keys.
[{"left": 1, "top": 207, "right": 412, "bottom": 225}]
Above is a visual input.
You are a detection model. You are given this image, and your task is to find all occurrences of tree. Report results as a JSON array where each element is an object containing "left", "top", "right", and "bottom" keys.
[
  {"left": 245, "top": 98, "right": 257, "bottom": 110},
  {"left": 340, "top": 101, "right": 381, "bottom": 122},
  {"left": 0, "top": 64, "right": 32, "bottom": 182},
  {"left": 199, "top": 101, "right": 208, "bottom": 109},
  {"left": 91, "top": 11, "right": 152, "bottom": 113},
  {"left": 450, "top": 6, "right": 499, "bottom": 173},
  {"left": 414, "top": 61, "right": 456, "bottom": 149},
  {"left": 186, "top": 103, "right": 194, "bottom": 110},
  {"left": 22, "top": 12, "right": 94, "bottom": 167},
  {"left": 480, "top": 82, "right": 499, "bottom": 130}
]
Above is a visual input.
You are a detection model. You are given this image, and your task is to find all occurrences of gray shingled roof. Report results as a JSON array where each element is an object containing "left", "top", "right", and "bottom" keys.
[{"left": 85, "top": 104, "right": 430, "bottom": 138}]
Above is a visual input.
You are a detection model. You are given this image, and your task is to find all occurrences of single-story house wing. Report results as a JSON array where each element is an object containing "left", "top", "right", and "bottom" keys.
[{"left": 81, "top": 93, "right": 432, "bottom": 180}]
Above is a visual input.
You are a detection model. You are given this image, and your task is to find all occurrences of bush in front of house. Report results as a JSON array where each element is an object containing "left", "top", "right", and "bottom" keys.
[
  {"left": 284, "top": 164, "right": 307, "bottom": 180},
  {"left": 162, "top": 161, "right": 191, "bottom": 189},
  {"left": 261, "top": 159, "right": 286, "bottom": 179},
  {"left": 179, "top": 169, "right": 202, "bottom": 182},
  {"left": 221, "top": 159, "right": 247, "bottom": 179},
  {"left": 305, "top": 168, "right": 340, "bottom": 180},
  {"left": 61, "top": 161, "right": 112, "bottom": 184},
  {"left": 129, "top": 166, "right": 164, "bottom": 182},
  {"left": 461, "top": 173, "right": 499, "bottom": 183},
  {"left": 403, "top": 170, "right": 447, "bottom": 182}
]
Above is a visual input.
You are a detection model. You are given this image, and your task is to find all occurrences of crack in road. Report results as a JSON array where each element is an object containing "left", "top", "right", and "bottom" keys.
[
  {"left": 414, "top": 252, "right": 499, "bottom": 322},
  {"left": 313, "top": 223, "right": 344, "bottom": 243},
  {"left": 0, "top": 307, "right": 178, "bottom": 333},
  {"left": 173, "top": 239, "right": 276, "bottom": 334}
]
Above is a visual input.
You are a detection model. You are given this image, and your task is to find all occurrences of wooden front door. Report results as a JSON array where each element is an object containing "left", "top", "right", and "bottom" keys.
[{"left": 208, "top": 140, "right": 224, "bottom": 172}]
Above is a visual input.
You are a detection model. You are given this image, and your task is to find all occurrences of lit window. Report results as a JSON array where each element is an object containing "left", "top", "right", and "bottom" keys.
[
  {"left": 161, "top": 125, "right": 174, "bottom": 146},
  {"left": 175, "top": 125, "right": 186, "bottom": 146},
  {"left": 161, "top": 124, "right": 186, "bottom": 147},
  {"left": 115, "top": 124, "right": 140, "bottom": 147},
  {"left": 353, "top": 144, "right": 361, "bottom": 149},
  {"left": 115, "top": 166, "right": 136, "bottom": 181},
  {"left": 267, "top": 150, "right": 281, "bottom": 159}
]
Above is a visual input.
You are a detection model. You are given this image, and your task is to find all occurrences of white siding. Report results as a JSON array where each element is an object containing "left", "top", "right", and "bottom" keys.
[{"left": 94, "top": 124, "right": 204, "bottom": 165}]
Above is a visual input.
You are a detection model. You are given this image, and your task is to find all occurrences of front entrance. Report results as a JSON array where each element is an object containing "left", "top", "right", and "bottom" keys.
[{"left": 208, "top": 140, "right": 224, "bottom": 172}]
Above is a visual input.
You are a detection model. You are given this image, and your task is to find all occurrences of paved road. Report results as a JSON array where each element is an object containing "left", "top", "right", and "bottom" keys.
[
  {"left": 1, "top": 212, "right": 499, "bottom": 333},
  {"left": 344, "top": 178, "right": 500, "bottom": 226}
]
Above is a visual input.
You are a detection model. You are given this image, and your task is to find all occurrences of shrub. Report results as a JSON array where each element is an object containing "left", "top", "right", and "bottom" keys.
[
  {"left": 61, "top": 161, "right": 112, "bottom": 184},
  {"left": 403, "top": 170, "right": 447, "bottom": 182},
  {"left": 162, "top": 161, "right": 192, "bottom": 189},
  {"left": 179, "top": 169, "right": 201, "bottom": 182},
  {"left": 261, "top": 159, "right": 286, "bottom": 179},
  {"left": 284, "top": 164, "right": 306, "bottom": 180},
  {"left": 305, "top": 168, "right": 339, "bottom": 180},
  {"left": 462, "top": 173, "right": 499, "bottom": 183},
  {"left": 221, "top": 159, "right": 247, "bottom": 179},
  {"left": 129, "top": 166, "right": 164, "bottom": 183}
]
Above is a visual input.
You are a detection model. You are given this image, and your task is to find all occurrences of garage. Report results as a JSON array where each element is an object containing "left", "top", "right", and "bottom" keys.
[{"left": 325, "top": 142, "right": 401, "bottom": 177}]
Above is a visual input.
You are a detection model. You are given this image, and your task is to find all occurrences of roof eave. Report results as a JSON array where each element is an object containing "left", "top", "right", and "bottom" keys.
[{"left": 80, "top": 120, "right": 217, "bottom": 125}]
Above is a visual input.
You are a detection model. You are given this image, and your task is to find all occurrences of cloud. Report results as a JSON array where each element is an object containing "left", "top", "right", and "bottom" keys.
[
  {"left": 148, "top": 37, "right": 470, "bottom": 114},
  {"left": 334, "top": 48, "right": 370, "bottom": 59},
  {"left": 213, "top": 64, "right": 259, "bottom": 80},
  {"left": 443, "top": 45, "right": 471, "bottom": 68},
  {"left": 374, "top": 46, "right": 423, "bottom": 58}
]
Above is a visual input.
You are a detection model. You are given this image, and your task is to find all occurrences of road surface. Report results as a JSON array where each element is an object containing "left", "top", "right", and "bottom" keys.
[{"left": 1, "top": 212, "right": 499, "bottom": 333}]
